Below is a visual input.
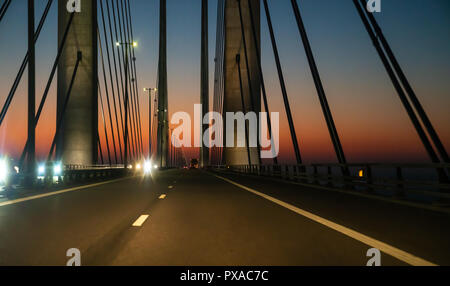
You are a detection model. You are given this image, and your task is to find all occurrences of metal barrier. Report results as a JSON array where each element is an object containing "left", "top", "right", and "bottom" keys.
[
  {"left": 61, "top": 166, "right": 128, "bottom": 184},
  {"left": 211, "top": 163, "right": 450, "bottom": 204}
]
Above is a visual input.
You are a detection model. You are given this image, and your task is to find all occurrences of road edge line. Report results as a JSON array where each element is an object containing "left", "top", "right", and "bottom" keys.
[
  {"left": 0, "top": 177, "right": 135, "bottom": 207},
  {"left": 214, "top": 174, "right": 438, "bottom": 267}
]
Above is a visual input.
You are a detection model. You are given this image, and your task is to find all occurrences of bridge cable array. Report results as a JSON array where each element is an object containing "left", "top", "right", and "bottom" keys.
[
  {"left": 211, "top": 0, "right": 226, "bottom": 166},
  {"left": 0, "top": 0, "right": 145, "bottom": 168},
  {"left": 0, "top": 0, "right": 12, "bottom": 24},
  {"left": 0, "top": 0, "right": 54, "bottom": 128},
  {"left": 19, "top": 5, "right": 73, "bottom": 168},
  {"left": 97, "top": 0, "right": 145, "bottom": 165},
  {"left": 353, "top": 0, "right": 448, "bottom": 181},
  {"left": 48, "top": 51, "right": 83, "bottom": 162},
  {"left": 211, "top": 0, "right": 448, "bottom": 182}
]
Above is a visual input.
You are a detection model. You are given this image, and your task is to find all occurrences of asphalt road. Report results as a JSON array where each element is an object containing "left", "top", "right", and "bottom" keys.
[{"left": 0, "top": 169, "right": 447, "bottom": 266}]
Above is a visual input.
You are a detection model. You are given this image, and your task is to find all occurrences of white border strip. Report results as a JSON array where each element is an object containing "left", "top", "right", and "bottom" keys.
[
  {"left": 214, "top": 174, "right": 438, "bottom": 266},
  {"left": 0, "top": 177, "right": 133, "bottom": 208},
  {"left": 132, "top": 215, "right": 150, "bottom": 227}
]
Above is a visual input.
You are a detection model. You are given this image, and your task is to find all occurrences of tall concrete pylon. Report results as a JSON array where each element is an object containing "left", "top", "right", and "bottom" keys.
[
  {"left": 57, "top": 0, "right": 98, "bottom": 166},
  {"left": 157, "top": 0, "right": 169, "bottom": 168},
  {"left": 223, "top": 0, "right": 261, "bottom": 166}
]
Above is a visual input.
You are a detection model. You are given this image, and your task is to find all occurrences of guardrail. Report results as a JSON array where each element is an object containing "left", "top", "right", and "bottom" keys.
[
  {"left": 211, "top": 163, "right": 450, "bottom": 205},
  {"left": 1, "top": 165, "right": 132, "bottom": 189},
  {"left": 61, "top": 165, "right": 128, "bottom": 184}
]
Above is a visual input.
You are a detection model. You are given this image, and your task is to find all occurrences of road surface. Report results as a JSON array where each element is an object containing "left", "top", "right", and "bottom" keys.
[{"left": 0, "top": 169, "right": 448, "bottom": 266}]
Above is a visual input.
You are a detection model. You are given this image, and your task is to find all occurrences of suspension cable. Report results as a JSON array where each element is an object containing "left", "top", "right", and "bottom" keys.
[
  {"left": 18, "top": 10, "right": 73, "bottom": 168},
  {"left": 98, "top": 27, "right": 119, "bottom": 164},
  {"left": 48, "top": 52, "right": 82, "bottom": 161},
  {"left": 117, "top": 0, "right": 137, "bottom": 160},
  {"left": 236, "top": 54, "right": 252, "bottom": 166},
  {"left": 114, "top": 0, "right": 132, "bottom": 161},
  {"left": 105, "top": 0, "right": 125, "bottom": 149},
  {"left": 358, "top": 0, "right": 449, "bottom": 165},
  {"left": 126, "top": 0, "right": 145, "bottom": 158},
  {"left": 0, "top": 0, "right": 54, "bottom": 127},
  {"left": 290, "top": 0, "right": 348, "bottom": 169},
  {"left": 122, "top": 0, "right": 140, "bottom": 159},
  {"left": 262, "top": 0, "right": 303, "bottom": 164},
  {"left": 0, "top": 0, "right": 12, "bottom": 24},
  {"left": 247, "top": 0, "right": 278, "bottom": 165},
  {"left": 98, "top": 82, "right": 112, "bottom": 165},
  {"left": 236, "top": 0, "right": 261, "bottom": 165},
  {"left": 99, "top": 0, "right": 124, "bottom": 162}
]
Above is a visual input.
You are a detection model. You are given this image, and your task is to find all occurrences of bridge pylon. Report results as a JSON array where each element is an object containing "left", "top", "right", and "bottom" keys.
[
  {"left": 56, "top": 0, "right": 98, "bottom": 166},
  {"left": 223, "top": 0, "right": 261, "bottom": 166}
]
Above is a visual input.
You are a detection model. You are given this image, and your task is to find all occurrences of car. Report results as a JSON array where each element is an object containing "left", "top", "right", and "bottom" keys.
[
  {"left": 0, "top": 156, "right": 20, "bottom": 191},
  {"left": 37, "top": 161, "right": 64, "bottom": 184},
  {"left": 190, "top": 159, "right": 199, "bottom": 169}
]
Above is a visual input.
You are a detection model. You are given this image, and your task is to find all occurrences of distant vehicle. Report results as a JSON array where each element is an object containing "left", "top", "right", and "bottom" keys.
[
  {"left": 190, "top": 159, "right": 199, "bottom": 169},
  {"left": 0, "top": 157, "right": 19, "bottom": 191},
  {"left": 37, "top": 161, "right": 63, "bottom": 184}
]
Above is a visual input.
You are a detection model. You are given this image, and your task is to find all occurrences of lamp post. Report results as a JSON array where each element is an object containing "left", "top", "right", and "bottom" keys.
[
  {"left": 170, "top": 127, "right": 174, "bottom": 168},
  {"left": 116, "top": 41, "right": 138, "bottom": 169},
  {"left": 143, "top": 88, "right": 157, "bottom": 159}
]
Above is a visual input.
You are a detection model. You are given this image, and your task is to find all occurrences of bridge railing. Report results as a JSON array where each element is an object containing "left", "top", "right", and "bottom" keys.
[
  {"left": 65, "top": 164, "right": 125, "bottom": 171},
  {"left": 211, "top": 163, "right": 450, "bottom": 205},
  {"left": 61, "top": 165, "right": 129, "bottom": 183}
]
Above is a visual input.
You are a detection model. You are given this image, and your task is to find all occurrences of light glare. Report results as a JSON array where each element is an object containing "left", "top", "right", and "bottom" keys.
[
  {"left": 54, "top": 164, "right": 62, "bottom": 176},
  {"left": 0, "top": 159, "right": 8, "bottom": 183}
]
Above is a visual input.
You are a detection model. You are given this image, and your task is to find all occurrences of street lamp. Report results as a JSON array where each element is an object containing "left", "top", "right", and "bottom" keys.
[
  {"left": 144, "top": 88, "right": 157, "bottom": 159},
  {"left": 116, "top": 41, "right": 138, "bottom": 169}
]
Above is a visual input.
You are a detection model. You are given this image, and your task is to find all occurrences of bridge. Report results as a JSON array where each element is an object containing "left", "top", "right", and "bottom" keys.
[{"left": 0, "top": 0, "right": 449, "bottom": 266}]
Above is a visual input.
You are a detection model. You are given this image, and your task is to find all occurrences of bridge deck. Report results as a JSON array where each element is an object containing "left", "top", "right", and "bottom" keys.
[{"left": 0, "top": 170, "right": 448, "bottom": 266}]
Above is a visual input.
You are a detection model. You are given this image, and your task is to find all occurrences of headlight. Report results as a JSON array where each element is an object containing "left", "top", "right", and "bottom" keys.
[
  {"left": 0, "top": 159, "right": 8, "bottom": 183},
  {"left": 38, "top": 165, "right": 45, "bottom": 176},
  {"left": 144, "top": 161, "right": 152, "bottom": 174},
  {"left": 53, "top": 163, "right": 62, "bottom": 176},
  {"left": 154, "top": 165, "right": 158, "bottom": 169},
  {"left": 136, "top": 163, "right": 142, "bottom": 170}
]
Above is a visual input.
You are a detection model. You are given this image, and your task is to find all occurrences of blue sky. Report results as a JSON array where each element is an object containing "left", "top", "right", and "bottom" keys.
[{"left": 0, "top": 0, "right": 449, "bottom": 163}]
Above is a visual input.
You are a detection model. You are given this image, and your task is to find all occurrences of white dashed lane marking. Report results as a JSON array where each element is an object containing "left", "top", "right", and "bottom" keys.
[{"left": 132, "top": 215, "right": 150, "bottom": 227}]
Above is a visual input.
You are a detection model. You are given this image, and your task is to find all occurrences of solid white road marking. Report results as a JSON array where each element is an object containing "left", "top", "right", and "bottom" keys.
[
  {"left": 0, "top": 177, "right": 134, "bottom": 208},
  {"left": 159, "top": 194, "right": 167, "bottom": 199},
  {"left": 132, "top": 215, "right": 149, "bottom": 227},
  {"left": 214, "top": 174, "right": 438, "bottom": 266}
]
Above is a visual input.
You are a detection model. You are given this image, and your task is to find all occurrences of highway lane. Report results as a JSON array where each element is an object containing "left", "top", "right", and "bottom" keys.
[
  {"left": 0, "top": 171, "right": 180, "bottom": 266},
  {"left": 214, "top": 171, "right": 450, "bottom": 266},
  {"left": 0, "top": 169, "right": 438, "bottom": 266}
]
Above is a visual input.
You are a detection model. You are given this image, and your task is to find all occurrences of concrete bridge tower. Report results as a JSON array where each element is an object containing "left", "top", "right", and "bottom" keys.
[
  {"left": 223, "top": 0, "right": 261, "bottom": 166},
  {"left": 56, "top": 0, "right": 98, "bottom": 166}
]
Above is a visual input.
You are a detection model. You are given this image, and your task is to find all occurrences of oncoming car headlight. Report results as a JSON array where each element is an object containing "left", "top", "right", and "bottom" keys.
[
  {"left": 0, "top": 158, "right": 9, "bottom": 183},
  {"left": 38, "top": 165, "right": 45, "bottom": 176},
  {"left": 144, "top": 160, "right": 152, "bottom": 174},
  {"left": 53, "top": 163, "right": 62, "bottom": 176}
]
